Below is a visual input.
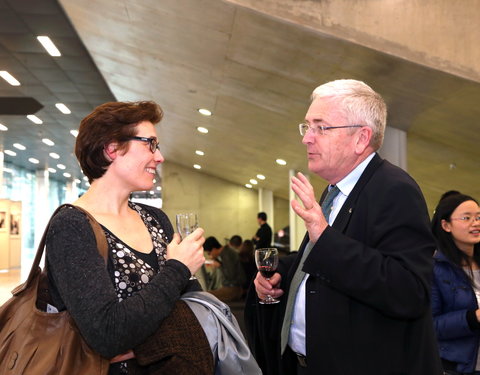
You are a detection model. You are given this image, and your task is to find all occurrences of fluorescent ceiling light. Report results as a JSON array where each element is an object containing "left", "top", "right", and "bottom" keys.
[
  {"left": 193, "top": 164, "right": 201, "bottom": 169},
  {"left": 3, "top": 167, "right": 13, "bottom": 174},
  {"left": 0, "top": 71, "right": 20, "bottom": 86},
  {"left": 48, "top": 168, "right": 56, "bottom": 173},
  {"left": 27, "top": 115, "right": 43, "bottom": 124},
  {"left": 57, "top": 164, "right": 66, "bottom": 170},
  {"left": 250, "top": 179, "right": 258, "bottom": 185},
  {"left": 63, "top": 172, "right": 71, "bottom": 178},
  {"left": 245, "top": 184, "right": 252, "bottom": 189},
  {"left": 256, "top": 174, "right": 266, "bottom": 180},
  {"left": 55, "top": 103, "right": 71, "bottom": 114},
  {"left": 28, "top": 158, "right": 39, "bottom": 164},
  {"left": 42, "top": 138, "right": 55, "bottom": 146},
  {"left": 197, "top": 108, "right": 212, "bottom": 116},
  {"left": 70, "top": 130, "right": 78, "bottom": 137},
  {"left": 276, "top": 158, "right": 287, "bottom": 166},
  {"left": 195, "top": 150, "right": 205, "bottom": 156},
  {"left": 74, "top": 179, "right": 81, "bottom": 184},
  {"left": 37, "top": 36, "right": 61, "bottom": 57},
  {"left": 49, "top": 152, "right": 60, "bottom": 159},
  {"left": 13, "top": 143, "right": 26, "bottom": 150},
  {"left": 4, "top": 150, "right": 16, "bottom": 156},
  {"left": 0, "top": 123, "right": 7, "bottom": 131},
  {"left": 196, "top": 126, "right": 208, "bottom": 134}
]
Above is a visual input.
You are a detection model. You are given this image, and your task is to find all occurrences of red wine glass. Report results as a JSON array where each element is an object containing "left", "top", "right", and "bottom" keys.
[{"left": 255, "top": 248, "right": 280, "bottom": 304}]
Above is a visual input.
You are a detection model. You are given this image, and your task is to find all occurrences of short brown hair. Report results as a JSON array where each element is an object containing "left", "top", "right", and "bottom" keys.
[{"left": 75, "top": 101, "right": 163, "bottom": 182}]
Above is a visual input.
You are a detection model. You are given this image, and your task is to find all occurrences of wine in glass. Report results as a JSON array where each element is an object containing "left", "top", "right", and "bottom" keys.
[
  {"left": 175, "top": 213, "right": 198, "bottom": 280},
  {"left": 255, "top": 248, "right": 280, "bottom": 304}
]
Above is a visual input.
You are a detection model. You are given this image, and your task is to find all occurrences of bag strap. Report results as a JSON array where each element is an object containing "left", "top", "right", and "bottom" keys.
[{"left": 13, "top": 204, "right": 108, "bottom": 295}]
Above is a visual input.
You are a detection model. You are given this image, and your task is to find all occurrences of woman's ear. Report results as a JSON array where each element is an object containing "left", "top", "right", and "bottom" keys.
[
  {"left": 441, "top": 219, "right": 452, "bottom": 233},
  {"left": 104, "top": 143, "right": 118, "bottom": 162}
]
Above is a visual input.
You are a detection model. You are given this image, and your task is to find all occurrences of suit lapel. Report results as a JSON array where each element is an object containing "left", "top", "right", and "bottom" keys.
[{"left": 332, "top": 153, "right": 384, "bottom": 232}]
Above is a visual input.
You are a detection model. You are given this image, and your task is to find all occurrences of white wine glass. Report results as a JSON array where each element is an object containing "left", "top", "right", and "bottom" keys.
[
  {"left": 176, "top": 213, "right": 199, "bottom": 280},
  {"left": 255, "top": 248, "right": 280, "bottom": 304}
]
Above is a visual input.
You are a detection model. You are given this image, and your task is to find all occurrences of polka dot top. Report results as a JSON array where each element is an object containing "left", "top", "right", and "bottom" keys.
[{"left": 104, "top": 202, "right": 169, "bottom": 302}]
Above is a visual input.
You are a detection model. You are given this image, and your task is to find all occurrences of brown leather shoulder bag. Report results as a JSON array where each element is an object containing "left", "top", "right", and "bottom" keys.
[{"left": 0, "top": 204, "right": 110, "bottom": 375}]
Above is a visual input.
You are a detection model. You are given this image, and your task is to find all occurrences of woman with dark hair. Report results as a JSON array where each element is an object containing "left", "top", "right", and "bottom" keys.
[
  {"left": 45, "top": 101, "right": 206, "bottom": 374},
  {"left": 431, "top": 192, "right": 480, "bottom": 374}
]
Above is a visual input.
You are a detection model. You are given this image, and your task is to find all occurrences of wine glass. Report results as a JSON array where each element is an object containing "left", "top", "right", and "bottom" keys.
[
  {"left": 255, "top": 248, "right": 280, "bottom": 304},
  {"left": 176, "top": 213, "right": 199, "bottom": 280}
]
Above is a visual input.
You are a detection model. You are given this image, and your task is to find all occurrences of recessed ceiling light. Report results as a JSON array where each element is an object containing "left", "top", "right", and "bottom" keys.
[
  {"left": 197, "top": 108, "right": 212, "bottom": 116},
  {"left": 37, "top": 36, "right": 61, "bottom": 57},
  {"left": 55, "top": 103, "right": 71, "bottom": 114},
  {"left": 57, "top": 164, "right": 66, "bottom": 170},
  {"left": 49, "top": 152, "right": 60, "bottom": 159},
  {"left": 250, "top": 179, "right": 258, "bottom": 185},
  {"left": 276, "top": 158, "right": 287, "bottom": 166},
  {"left": 74, "top": 179, "right": 81, "bottom": 184},
  {"left": 0, "top": 123, "right": 8, "bottom": 131},
  {"left": 149, "top": 190, "right": 155, "bottom": 195},
  {"left": 197, "top": 126, "right": 208, "bottom": 134},
  {"left": 13, "top": 143, "right": 26, "bottom": 150},
  {"left": 0, "top": 71, "right": 20, "bottom": 86},
  {"left": 3, "top": 167, "right": 13, "bottom": 174},
  {"left": 63, "top": 172, "right": 71, "bottom": 178},
  {"left": 83, "top": 176, "right": 88, "bottom": 181},
  {"left": 256, "top": 174, "right": 266, "bottom": 180},
  {"left": 193, "top": 164, "right": 201, "bottom": 169},
  {"left": 245, "top": 184, "right": 253, "bottom": 189},
  {"left": 195, "top": 150, "right": 205, "bottom": 156},
  {"left": 4, "top": 150, "right": 16, "bottom": 156},
  {"left": 70, "top": 130, "right": 78, "bottom": 137},
  {"left": 28, "top": 158, "right": 39, "bottom": 164},
  {"left": 156, "top": 186, "right": 162, "bottom": 191},
  {"left": 27, "top": 115, "right": 43, "bottom": 124},
  {"left": 48, "top": 168, "right": 56, "bottom": 173},
  {"left": 42, "top": 138, "right": 55, "bottom": 146}
]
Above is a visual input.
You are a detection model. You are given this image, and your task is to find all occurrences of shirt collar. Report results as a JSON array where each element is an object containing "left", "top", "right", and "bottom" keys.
[{"left": 336, "top": 152, "right": 375, "bottom": 197}]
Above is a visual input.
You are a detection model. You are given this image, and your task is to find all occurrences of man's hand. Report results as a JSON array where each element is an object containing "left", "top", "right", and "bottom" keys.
[
  {"left": 291, "top": 172, "right": 328, "bottom": 243},
  {"left": 254, "top": 272, "right": 284, "bottom": 300}
]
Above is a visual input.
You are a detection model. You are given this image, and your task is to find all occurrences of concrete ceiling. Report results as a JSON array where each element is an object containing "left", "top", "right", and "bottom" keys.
[{"left": 0, "top": 0, "right": 479, "bottom": 211}]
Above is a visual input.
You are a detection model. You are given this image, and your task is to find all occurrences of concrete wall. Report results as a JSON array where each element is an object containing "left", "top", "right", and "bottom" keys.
[
  {"left": 161, "top": 161, "right": 259, "bottom": 243},
  {"left": 225, "top": 0, "right": 480, "bottom": 84}
]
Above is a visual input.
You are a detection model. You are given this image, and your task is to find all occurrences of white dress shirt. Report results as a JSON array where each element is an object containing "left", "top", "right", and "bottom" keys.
[{"left": 288, "top": 152, "right": 375, "bottom": 355}]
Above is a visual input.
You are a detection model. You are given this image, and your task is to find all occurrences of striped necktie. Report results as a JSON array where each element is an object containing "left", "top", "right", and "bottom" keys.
[{"left": 280, "top": 185, "right": 340, "bottom": 354}]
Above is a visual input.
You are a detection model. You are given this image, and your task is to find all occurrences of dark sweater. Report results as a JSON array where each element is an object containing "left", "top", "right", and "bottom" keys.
[{"left": 46, "top": 204, "right": 198, "bottom": 359}]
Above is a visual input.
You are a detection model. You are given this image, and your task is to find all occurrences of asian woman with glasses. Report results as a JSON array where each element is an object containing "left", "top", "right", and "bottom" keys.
[{"left": 431, "top": 192, "right": 480, "bottom": 375}]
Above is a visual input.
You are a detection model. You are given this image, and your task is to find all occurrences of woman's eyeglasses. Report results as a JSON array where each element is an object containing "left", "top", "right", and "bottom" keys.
[{"left": 128, "top": 136, "right": 160, "bottom": 153}]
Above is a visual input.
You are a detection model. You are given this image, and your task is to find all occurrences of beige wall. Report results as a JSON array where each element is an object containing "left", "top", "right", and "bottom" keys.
[{"left": 161, "top": 161, "right": 259, "bottom": 243}]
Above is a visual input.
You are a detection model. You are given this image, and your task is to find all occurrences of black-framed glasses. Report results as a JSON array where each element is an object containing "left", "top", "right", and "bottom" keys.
[
  {"left": 450, "top": 215, "right": 480, "bottom": 224},
  {"left": 298, "top": 123, "right": 363, "bottom": 136},
  {"left": 128, "top": 136, "right": 160, "bottom": 153}
]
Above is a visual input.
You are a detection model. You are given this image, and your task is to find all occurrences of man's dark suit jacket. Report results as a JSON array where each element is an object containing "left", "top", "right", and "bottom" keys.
[{"left": 245, "top": 154, "right": 442, "bottom": 375}]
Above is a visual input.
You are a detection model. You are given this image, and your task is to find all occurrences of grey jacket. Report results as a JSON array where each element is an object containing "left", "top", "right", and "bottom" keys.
[{"left": 182, "top": 291, "right": 262, "bottom": 375}]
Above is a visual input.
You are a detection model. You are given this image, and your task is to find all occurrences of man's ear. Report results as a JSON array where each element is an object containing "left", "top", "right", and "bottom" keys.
[
  {"left": 104, "top": 143, "right": 118, "bottom": 161},
  {"left": 354, "top": 126, "right": 372, "bottom": 154}
]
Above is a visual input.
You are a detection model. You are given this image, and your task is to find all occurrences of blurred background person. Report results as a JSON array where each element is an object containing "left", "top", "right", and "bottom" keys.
[
  {"left": 204, "top": 236, "right": 245, "bottom": 302},
  {"left": 253, "top": 212, "right": 272, "bottom": 249},
  {"left": 431, "top": 192, "right": 480, "bottom": 374},
  {"left": 239, "top": 239, "right": 256, "bottom": 296}
]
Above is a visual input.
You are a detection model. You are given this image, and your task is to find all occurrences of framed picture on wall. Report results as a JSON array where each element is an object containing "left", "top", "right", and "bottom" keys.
[
  {"left": 10, "top": 212, "right": 20, "bottom": 235},
  {"left": 0, "top": 211, "right": 6, "bottom": 231}
]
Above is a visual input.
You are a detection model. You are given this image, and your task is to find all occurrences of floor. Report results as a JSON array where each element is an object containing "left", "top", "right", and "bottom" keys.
[{"left": 0, "top": 268, "right": 21, "bottom": 305}]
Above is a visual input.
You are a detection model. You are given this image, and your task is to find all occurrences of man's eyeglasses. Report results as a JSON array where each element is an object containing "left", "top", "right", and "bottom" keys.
[
  {"left": 128, "top": 136, "right": 160, "bottom": 153},
  {"left": 450, "top": 215, "right": 480, "bottom": 224},
  {"left": 298, "top": 123, "right": 363, "bottom": 136}
]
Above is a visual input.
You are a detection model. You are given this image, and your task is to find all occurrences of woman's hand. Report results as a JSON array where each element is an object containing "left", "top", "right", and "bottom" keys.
[
  {"left": 166, "top": 228, "right": 205, "bottom": 275},
  {"left": 254, "top": 272, "right": 284, "bottom": 300}
]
